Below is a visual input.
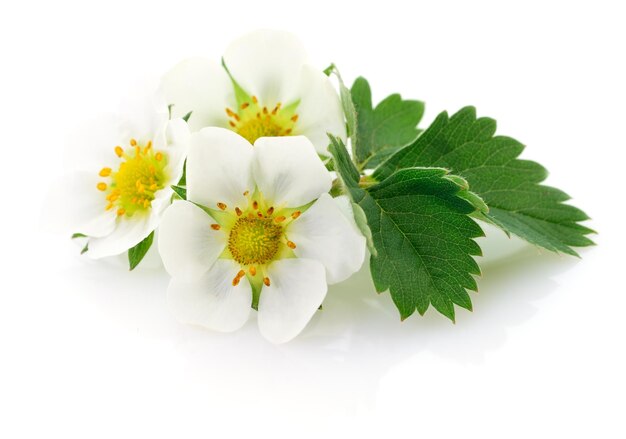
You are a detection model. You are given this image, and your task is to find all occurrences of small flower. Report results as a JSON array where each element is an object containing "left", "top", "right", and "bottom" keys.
[
  {"left": 161, "top": 30, "right": 346, "bottom": 155},
  {"left": 46, "top": 91, "right": 190, "bottom": 259},
  {"left": 158, "top": 128, "right": 365, "bottom": 343}
]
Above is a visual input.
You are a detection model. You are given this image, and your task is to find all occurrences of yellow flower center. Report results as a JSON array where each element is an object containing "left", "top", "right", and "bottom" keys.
[
  {"left": 228, "top": 217, "right": 282, "bottom": 265},
  {"left": 210, "top": 191, "right": 301, "bottom": 287},
  {"left": 96, "top": 139, "right": 168, "bottom": 217},
  {"left": 225, "top": 96, "right": 299, "bottom": 144}
]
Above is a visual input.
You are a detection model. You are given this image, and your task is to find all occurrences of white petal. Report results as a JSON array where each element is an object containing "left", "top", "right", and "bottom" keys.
[
  {"left": 64, "top": 114, "right": 125, "bottom": 173},
  {"left": 223, "top": 30, "right": 307, "bottom": 106},
  {"left": 167, "top": 259, "right": 252, "bottom": 332},
  {"left": 158, "top": 201, "right": 226, "bottom": 280},
  {"left": 87, "top": 212, "right": 157, "bottom": 259},
  {"left": 289, "top": 65, "right": 347, "bottom": 154},
  {"left": 252, "top": 136, "right": 332, "bottom": 207},
  {"left": 258, "top": 258, "right": 327, "bottom": 344},
  {"left": 287, "top": 194, "right": 366, "bottom": 284},
  {"left": 42, "top": 172, "right": 117, "bottom": 237},
  {"left": 161, "top": 57, "right": 235, "bottom": 132},
  {"left": 187, "top": 128, "right": 254, "bottom": 209},
  {"left": 117, "top": 83, "right": 169, "bottom": 146},
  {"left": 161, "top": 118, "right": 191, "bottom": 184}
]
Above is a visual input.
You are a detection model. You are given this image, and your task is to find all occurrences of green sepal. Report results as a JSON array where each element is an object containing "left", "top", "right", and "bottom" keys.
[
  {"left": 171, "top": 185, "right": 187, "bottom": 200},
  {"left": 128, "top": 231, "right": 154, "bottom": 271}
]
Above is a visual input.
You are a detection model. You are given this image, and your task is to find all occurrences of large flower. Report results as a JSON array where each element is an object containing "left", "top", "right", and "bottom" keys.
[
  {"left": 161, "top": 30, "right": 346, "bottom": 155},
  {"left": 46, "top": 91, "right": 190, "bottom": 259},
  {"left": 158, "top": 128, "right": 365, "bottom": 343}
]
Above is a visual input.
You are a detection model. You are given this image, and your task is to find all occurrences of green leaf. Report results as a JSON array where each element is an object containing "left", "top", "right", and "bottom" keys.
[
  {"left": 80, "top": 242, "right": 89, "bottom": 255},
  {"left": 182, "top": 111, "right": 192, "bottom": 123},
  {"left": 374, "top": 107, "right": 594, "bottom": 256},
  {"left": 171, "top": 185, "right": 187, "bottom": 200},
  {"left": 128, "top": 232, "right": 154, "bottom": 271},
  {"left": 329, "top": 135, "right": 483, "bottom": 321},
  {"left": 71, "top": 233, "right": 87, "bottom": 239},
  {"left": 351, "top": 77, "right": 424, "bottom": 170}
]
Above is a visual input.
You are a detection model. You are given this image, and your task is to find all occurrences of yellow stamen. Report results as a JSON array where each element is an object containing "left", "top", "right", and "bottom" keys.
[
  {"left": 267, "top": 207, "right": 274, "bottom": 216},
  {"left": 117, "top": 208, "right": 126, "bottom": 216},
  {"left": 291, "top": 115, "right": 299, "bottom": 122},
  {"left": 130, "top": 138, "right": 137, "bottom": 146},
  {"left": 97, "top": 182, "right": 107, "bottom": 191},
  {"left": 235, "top": 207, "right": 243, "bottom": 216},
  {"left": 99, "top": 167, "right": 112, "bottom": 177},
  {"left": 252, "top": 200, "right": 258, "bottom": 210},
  {"left": 211, "top": 224, "right": 221, "bottom": 230},
  {"left": 287, "top": 240, "right": 296, "bottom": 249},
  {"left": 252, "top": 96, "right": 258, "bottom": 104},
  {"left": 217, "top": 202, "right": 227, "bottom": 210},
  {"left": 155, "top": 152, "right": 163, "bottom": 161},
  {"left": 263, "top": 277, "right": 271, "bottom": 287},
  {"left": 115, "top": 146, "right": 124, "bottom": 157},
  {"left": 249, "top": 266, "right": 257, "bottom": 276},
  {"left": 291, "top": 211, "right": 301, "bottom": 219},
  {"left": 241, "top": 102, "right": 249, "bottom": 109},
  {"left": 275, "top": 216, "right": 286, "bottom": 223}
]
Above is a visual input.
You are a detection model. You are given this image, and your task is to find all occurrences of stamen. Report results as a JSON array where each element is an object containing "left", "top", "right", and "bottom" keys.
[
  {"left": 267, "top": 207, "right": 274, "bottom": 216},
  {"left": 263, "top": 277, "right": 271, "bottom": 287},
  {"left": 285, "top": 128, "right": 292, "bottom": 135},
  {"left": 243, "top": 190, "right": 249, "bottom": 197},
  {"left": 262, "top": 107, "right": 268, "bottom": 115},
  {"left": 291, "top": 115, "right": 299, "bottom": 122},
  {"left": 275, "top": 216, "right": 286, "bottom": 223},
  {"left": 232, "top": 269, "right": 246, "bottom": 286},
  {"left": 99, "top": 167, "right": 112, "bottom": 177},
  {"left": 115, "top": 146, "right": 124, "bottom": 157},
  {"left": 97, "top": 182, "right": 107, "bottom": 191},
  {"left": 252, "top": 96, "right": 258, "bottom": 104},
  {"left": 226, "top": 108, "right": 236, "bottom": 117},
  {"left": 155, "top": 152, "right": 163, "bottom": 161},
  {"left": 229, "top": 121, "right": 236, "bottom": 128},
  {"left": 211, "top": 224, "right": 221, "bottom": 230},
  {"left": 217, "top": 202, "right": 227, "bottom": 210},
  {"left": 252, "top": 200, "right": 258, "bottom": 210},
  {"left": 117, "top": 208, "right": 126, "bottom": 216},
  {"left": 130, "top": 138, "right": 137, "bottom": 146},
  {"left": 286, "top": 240, "right": 296, "bottom": 249},
  {"left": 241, "top": 102, "right": 249, "bottom": 109},
  {"left": 235, "top": 207, "right": 243, "bottom": 216},
  {"left": 249, "top": 266, "right": 257, "bottom": 276},
  {"left": 291, "top": 211, "right": 301, "bottom": 219}
]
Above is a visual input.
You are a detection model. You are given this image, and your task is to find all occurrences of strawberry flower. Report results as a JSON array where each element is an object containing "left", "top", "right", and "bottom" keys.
[
  {"left": 158, "top": 128, "right": 365, "bottom": 343},
  {"left": 161, "top": 30, "right": 346, "bottom": 155}
]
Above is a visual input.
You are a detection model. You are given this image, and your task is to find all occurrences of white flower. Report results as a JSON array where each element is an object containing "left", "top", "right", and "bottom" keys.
[
  {"left": 46, "top": 91, "right": 190, "bottom": 259},
  {"left": 158, "top": 128, "right": 365, "bottom": 343},
  {"left": 161, "top": 29, "right": 346, "bottom": 155}
]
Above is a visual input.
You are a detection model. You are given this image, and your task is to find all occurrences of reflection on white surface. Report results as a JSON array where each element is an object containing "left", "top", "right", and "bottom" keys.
[{"left": 50, "top": 227, "right": 580, "bottom": 417}]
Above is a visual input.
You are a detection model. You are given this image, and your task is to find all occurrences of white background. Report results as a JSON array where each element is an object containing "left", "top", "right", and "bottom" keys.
[{"left": 1, "top": 1, "right": 624, "bottom": 437}]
